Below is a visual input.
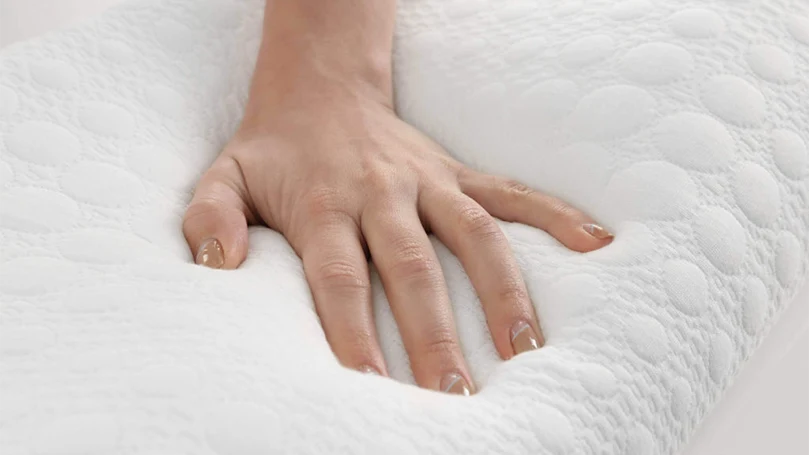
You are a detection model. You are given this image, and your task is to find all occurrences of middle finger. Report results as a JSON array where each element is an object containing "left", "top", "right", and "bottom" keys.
[{"left": 362, "top": 201, "right": 474, "bottom": 395}]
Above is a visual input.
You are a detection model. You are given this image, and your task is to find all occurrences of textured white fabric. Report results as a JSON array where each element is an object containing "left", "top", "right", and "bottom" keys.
[{"left": 1, "top": 0, "right": 808, "bottom": 453}]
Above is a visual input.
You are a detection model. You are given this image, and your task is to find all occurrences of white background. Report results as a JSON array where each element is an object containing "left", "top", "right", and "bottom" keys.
[{"left": 2, "top": 1, "right": 807, "bottom": 453}]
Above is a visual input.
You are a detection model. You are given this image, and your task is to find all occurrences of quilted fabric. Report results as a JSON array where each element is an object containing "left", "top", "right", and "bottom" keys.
[{"left": 1, "top": 0, "right": 808, "bottom": 453}]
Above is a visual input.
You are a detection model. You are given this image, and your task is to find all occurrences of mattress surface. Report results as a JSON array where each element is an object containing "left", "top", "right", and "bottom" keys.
[{"left": 1, "top": 0, "right": 808, "bottom": 453}]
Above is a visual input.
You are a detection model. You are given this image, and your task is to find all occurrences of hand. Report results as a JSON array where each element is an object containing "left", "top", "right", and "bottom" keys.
[
  {"left": 182, "top": 0, "right": 613, "bottom": 395},
  {"left": 182, "top": 82, "right": 613, "bottom": 396}
]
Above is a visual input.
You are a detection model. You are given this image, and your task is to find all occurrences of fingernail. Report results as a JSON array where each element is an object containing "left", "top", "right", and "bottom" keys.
[
  {"left": 195, "top": 238, "right": 225, "bottom": 269},
  {"left": 510, "top": 321, "right": 540, "bottom": 356},
  {"left": 582, "top": 223, "right": 614, "bottom": 240},
  {"left": 358, "top": 365, "right": 379, "bottom": 375},
  {"left": 440, "top": 373, "right": 472, "bottom": 396}
]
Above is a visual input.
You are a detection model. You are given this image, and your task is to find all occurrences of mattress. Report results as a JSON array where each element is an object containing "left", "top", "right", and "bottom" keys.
[{"left": 0, "top": 0, "right": 807, "bottom": 453}]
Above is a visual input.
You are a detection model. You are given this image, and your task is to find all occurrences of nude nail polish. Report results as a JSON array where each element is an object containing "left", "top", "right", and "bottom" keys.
[
  {"left": 440, "top": 373, "right": 472, "bottom": 396},
  {"left": 195, "top": 238, "right": 225, "bottom": 269},
  {"left": 510, "top": 321, "right": 541, "bottom": 356},
  {"left": 582, "top": 223, "right": 614, "bottom": 240}
]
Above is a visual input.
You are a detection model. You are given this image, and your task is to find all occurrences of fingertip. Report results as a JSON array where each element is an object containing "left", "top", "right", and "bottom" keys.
[
  {"left": 575, "top": 223, "right": 614, "bottom": 252},
  {"left": 339, "top": 353, "right": 389, "bottom": 379},
  {"left": 582, "top": 223, "right": 614, "bottom": 241},
  {"left": 460, "top": 171, "right": 615, "bottom": 254},
  {"left": 509, "top": 320, "right": 543, "bottom": 357},
  {"left": 357, "top": 365, "right": 384, "bottom": 376},
  {"left": 353, "top": 358, "right": 391, "bottom": 377},
  {"left": 440, "top": 372, "right": 474, "bottom": 396},
  {"left": 195, "top": 237, "right": 225, "bottom": 269},
  {"left": 408, "top": 338, "right": 476, "bottom": 395},
  {"left": 550, "top": 223, "right": 614, "bottom": 253},
  {"left": 327, "top": 330, "right": 389, "bottom": 380},
  {"left": 183, "top": 201, "right": 250, "bottom": 269}
]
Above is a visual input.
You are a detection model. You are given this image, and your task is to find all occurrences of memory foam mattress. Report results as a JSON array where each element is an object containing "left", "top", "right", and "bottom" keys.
[{"left": 1, "top": 0, "right": 807, "bottom": 453}]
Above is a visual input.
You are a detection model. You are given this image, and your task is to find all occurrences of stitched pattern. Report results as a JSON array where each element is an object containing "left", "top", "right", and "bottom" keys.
[{"left": 0, "top": 0, "right": 807, "bottom": 453}]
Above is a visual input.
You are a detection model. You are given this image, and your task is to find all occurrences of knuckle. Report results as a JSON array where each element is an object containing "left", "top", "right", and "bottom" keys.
[
  {"left": 364, "top": 168, "right": 401, "bottom": 198},
  {"left": 455, "top": 166, "right": 478, "bottom": 189},
  {"left": 456, "top": 205, "right": 500, "bottom": 240},
  {"left": 389, "top": 241, "right": 437, "bottom": 281},
  {"left": 496, "top": 283, "right": 530, "bottom": 305},
  {"left": 419, "top": 330, "right": 459, "bottom": 358},
  {"left": 303, "top": 187, "right": 345, "bottom": 219},
  {"left": 546, "top": 199, "right": 581, "bottom": 230},
  {"left": 313, "top": 259, "right": 368, "bottom": 293},
  {"left": 501, "top": 179, "right": 535, "bottom": 199}
]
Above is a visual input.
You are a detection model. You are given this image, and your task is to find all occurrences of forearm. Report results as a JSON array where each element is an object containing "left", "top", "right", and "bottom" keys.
[{"left": 244, "top": 0, "right": 397, "bottom": 124}]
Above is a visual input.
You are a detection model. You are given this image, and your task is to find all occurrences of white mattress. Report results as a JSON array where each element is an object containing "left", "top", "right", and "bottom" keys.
[
  {"left": 685, "top": 278, "right": 808, "bottom": 454},
  {"left": 1, "top": 0, "right": 808, "bottom": 453}
]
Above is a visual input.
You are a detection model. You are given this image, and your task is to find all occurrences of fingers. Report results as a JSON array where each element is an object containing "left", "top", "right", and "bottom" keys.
[
  {"left": 362, "top": 202, "right": 474, "bottom": 395},
  {"left": 183, "top": 156, "right": 252, "bottom": 269},
  {"left": 300, "top": 213, "right": 386, "bottom": 375},
  {"left": 459, "top": 169, "right": 614, "bottom": 253},
  {"left": 422, "top": 190, "right": 543, "bottom": 360}
]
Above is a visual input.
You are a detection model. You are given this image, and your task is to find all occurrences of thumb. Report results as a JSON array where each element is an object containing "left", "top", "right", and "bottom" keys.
[{"left": 183, "top": 156, "right": 251, "bottom": 269}]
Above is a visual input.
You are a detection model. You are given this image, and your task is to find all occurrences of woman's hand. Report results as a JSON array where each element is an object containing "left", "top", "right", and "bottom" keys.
[{"left": 182, "top": 0, "right": 613, "bottom": 395}]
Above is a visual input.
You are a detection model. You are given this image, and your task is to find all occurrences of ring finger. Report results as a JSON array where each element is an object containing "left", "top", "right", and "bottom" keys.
[{"left": 421, "top": 188, "right": 543, "bottom": 360}]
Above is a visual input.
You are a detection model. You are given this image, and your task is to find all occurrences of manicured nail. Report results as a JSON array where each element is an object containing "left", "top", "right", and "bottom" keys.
[
  {"left": 195, "top": 238, "right": 225, "bottom": 269},
  {"left": 440, "top": 373, "right": 472, "bottom": 396},
  {"left": 582, "top": 223, "right": 614, "bottom": 240},
  {"left": 510, "top": 321, "right": 540, "bottom": 356},
  {"left": 358, "top": 365, "right": 379, "bottom": 375}
]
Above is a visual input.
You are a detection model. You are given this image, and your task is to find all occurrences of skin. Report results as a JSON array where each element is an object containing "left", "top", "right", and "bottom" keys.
[{"left": 182, "top": 0, "right": 613, "bottom": 394}]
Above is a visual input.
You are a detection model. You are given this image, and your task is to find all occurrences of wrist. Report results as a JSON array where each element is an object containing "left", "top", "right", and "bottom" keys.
[
  {"left": 239, "top": 51, "right": 393, "bottom": 135},
  {"left": 243, "top": 0, "right": 395, "bottom": 120},
  {"left": 262, "top": 0, "right": 395, "bottom": 78},
  {"left": 250, "top": 37, "right": 393, "bottom": 104}
]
